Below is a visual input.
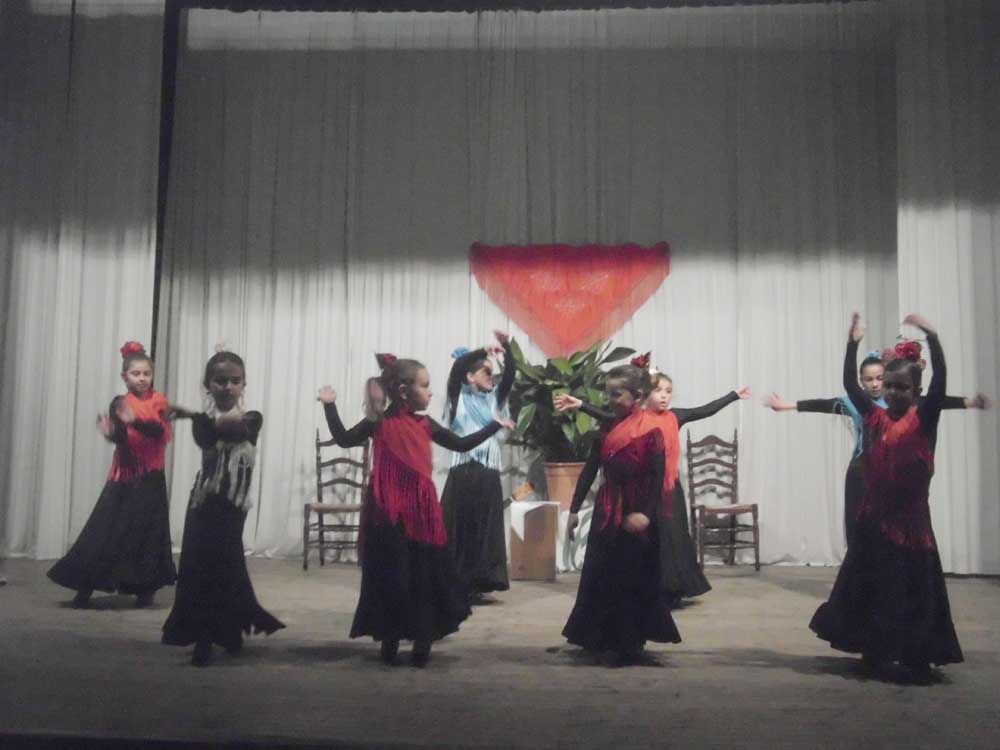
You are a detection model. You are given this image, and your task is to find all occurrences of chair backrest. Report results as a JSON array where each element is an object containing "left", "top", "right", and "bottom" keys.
[
  {"left": 315, "top": 429, "right": 370, "bottom": 505},
  {"left": 686, "top": 429, "right": 739, "bottom": 506}
]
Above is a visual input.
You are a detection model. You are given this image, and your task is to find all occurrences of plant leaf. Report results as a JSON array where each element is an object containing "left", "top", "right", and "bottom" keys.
[
  {"left": 600, "top": 346, "right": 636, "bottom": 365},
  {"left": 550, "top": 357, "right": 573, "bottom": 376},
  {"left": 514, "top": 402, "right": 537, "bottom": 437}
]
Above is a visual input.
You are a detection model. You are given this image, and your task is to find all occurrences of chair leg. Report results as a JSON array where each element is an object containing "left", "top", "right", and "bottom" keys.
[
  {"left": 697, "top": 509, "right": 705, "bottom": 570},
  {"left": 303, "top": 506, "right": 310, "bottom": 571},
  {"left": 318, "top": 514, "right": 326, "bottom": 567},
  {"left": 753, "top": 506, "right": 761, "bottom": 572}
]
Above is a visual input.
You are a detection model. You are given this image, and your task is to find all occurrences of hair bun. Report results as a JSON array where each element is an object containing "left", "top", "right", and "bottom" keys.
[
  {"left": 375, "top": 352, "right": 398, "bottom": 370},
  {"left": 120, "top": 341, "right": 146, "bottom": 359}
]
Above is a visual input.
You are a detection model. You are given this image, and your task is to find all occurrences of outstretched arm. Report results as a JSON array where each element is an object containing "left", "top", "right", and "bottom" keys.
[
  {"left": 794, "top": 397, "right": 845, "bottom": 414},
  {"left": 429, "top": 418, "right": 502, "bottom": 452},
  {"left": 674, "top": 391, "right": 742, "bottom": 427},
  {"left": 321, "top": 400, "right": 374, "bottom": 448}
]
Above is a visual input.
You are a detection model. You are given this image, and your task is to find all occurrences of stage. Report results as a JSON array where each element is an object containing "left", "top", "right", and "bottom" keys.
[{"left": 1, "top": 559, "right": 998, "bottom": 749}]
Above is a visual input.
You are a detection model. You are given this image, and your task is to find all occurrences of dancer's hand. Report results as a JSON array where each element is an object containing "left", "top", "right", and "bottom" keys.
[
  {"left": 317, "top": 386, "right": 337, "bottom": 404},
  {"left": 968, "top": 393, "right": 992, "bottom": 410},
  {"left": 493, "top": 412, "right": 515, "bottom": 430},
  {"left": 96, "top": 414, "right": 114, "bottom": 439},
  {"left": 554, "top": 393, "right": 582, "bottom": 412},
  {"left": 903, "top": 313, "right": 936, "bottom": 336},
  {"left": 115, "top": 400, "right": 135, "bottom": 425},
  {"left": 623, "top": 512, "right": 650, "bottom": 535},
  {"left": 165, "top": 404, "right": 196, "bottom": 420},
  {"left": 494, "top": 330, "right": 510, "bottom": 346},
  {"left": 849, "top": 313, "right": 865, "bottom": 343},
  {"left": 764, "top": 392, "right": 795, "bottom": 412},
  {"left": 567, "top": 513, "right": 580, "bottom": 541},
  {"left": 735, "top": 386, "right": 752, "bottom": 400}
]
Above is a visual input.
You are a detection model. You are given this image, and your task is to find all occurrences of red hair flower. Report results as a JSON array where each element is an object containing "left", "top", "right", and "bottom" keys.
[
  {"left": 375, "top": 352, "right": 397, "bottom": 370},
  {"left": 120, "top": 341, "right": 146, "bottom": 359},
  {"left": 894, "top": 340, "right": 923, "bottom": 362},
  {"left": 630, "top": 352, "right": 651, "bottom": 370}
]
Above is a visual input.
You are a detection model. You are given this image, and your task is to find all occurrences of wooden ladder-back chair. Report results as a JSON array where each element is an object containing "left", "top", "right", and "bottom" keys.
[
  {"left": 303, "top": 429, "right": 369, "bottom": 570},
  {"left": 687, "top": 429, "right": 760, "bottom": 571}
]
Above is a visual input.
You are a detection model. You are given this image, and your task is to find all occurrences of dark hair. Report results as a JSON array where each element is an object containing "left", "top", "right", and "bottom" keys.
[
  {"left": 203, "top": 351, "right": 246, "bottom": 389},
  {"left": 859, "top": 355, "right": 885, "bottom": 377},
  {"left": 122, "top": 352, "right": 153, "bottom": 373},
  {"left": 651, "top": 372, "right": 673, "bottom": 388},
  {"left": 445, "top": 348, "right": 489, "bottom": 422},
  {"left": 606, "top": 364, "right": 653, "bottom": 400},
  {"left": 885, "top": 357, "right": 922, "bottom": 389},
  {"left": 378, "top": 356, "right": 425, "bottom": 406}
]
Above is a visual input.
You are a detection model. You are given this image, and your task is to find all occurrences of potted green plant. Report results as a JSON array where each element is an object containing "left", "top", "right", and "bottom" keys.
[{"left": 507, "top": 339, "right": 635, "bottom": 509}]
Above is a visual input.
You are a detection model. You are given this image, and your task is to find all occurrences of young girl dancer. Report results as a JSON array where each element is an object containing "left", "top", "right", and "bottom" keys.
[
  {"left": 440, "top": 331, "right": 514, "bottom": 599},
  {"left": 318, "top": 354, "right": 511, "bottom": 667},
  {"left": 48, "top": 342, "right": 177, "bottom": 608},
  {"left": 162, "top": 350, "right": 284, "bottom": 666},
  {"left": 557, "top": 358, "right": 750, "bottom": 605},
  {"left": 766, "top": 350, "right": 984, "bottom": 545},
  {"left": 809, "top": 314, "right": 963, "bottom": 682},
  {"left": 563, "top": 363, "right": 681, "bottom": 664}
]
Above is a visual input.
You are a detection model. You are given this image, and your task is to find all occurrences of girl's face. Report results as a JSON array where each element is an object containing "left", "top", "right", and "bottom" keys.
[
  {"left": 605, "top": 377, "right": 637, "bottom": 417},
  {"left": 646, "top": 377, "right": 673, "bottom": 413},
  {"left": 207, "top": 361, "right": 245, "bottom": 413},
  {"left": 859, "top": 363, "right": 885, "bottom": 400},
  {"left": 121, "top": 359, "right": 153, "bottom": 396},
  {"left": 882, "top": 369, "right": 918, "bottom": 417},
  {"left": 403, "top": 368, "right": 433, "bottom": 412},
  {"left": 466, "top": 360, "right": 494, "bottom": 393}
]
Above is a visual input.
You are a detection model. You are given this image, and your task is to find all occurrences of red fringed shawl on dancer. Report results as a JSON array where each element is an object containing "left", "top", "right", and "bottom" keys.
[
  {"left": 596, "top": 409, "right": 671, "bottom": 531},
  {"left": 108, "top": 391, "right": 172, "bottom": 483},
  {"left": 370, "top": 411, "right": 448, "bottom": 547},
  {"left": 860, "top": 406, "right": 937, "bottom": 550}
]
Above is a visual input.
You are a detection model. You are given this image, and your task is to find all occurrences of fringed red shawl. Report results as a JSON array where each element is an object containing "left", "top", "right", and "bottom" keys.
[
  {"left": 108, "top": 391, "right": 172, "bottom": 483},
  {"left": 370, "top": 411, "right": 448, "bottom": 547},
  {"left": 596, "top": 409, "right": 667, "bottom": 532},
  {"left": 860, "top": 406, "right": 937, "bottom": 550}
]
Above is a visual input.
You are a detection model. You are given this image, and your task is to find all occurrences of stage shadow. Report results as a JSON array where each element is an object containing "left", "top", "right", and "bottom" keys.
[
  {"left": 753, "top": 574, "right": 833, "bottom": 601},
  {"left": 57, "top": 594, "right": 161, "bottom": 611}
]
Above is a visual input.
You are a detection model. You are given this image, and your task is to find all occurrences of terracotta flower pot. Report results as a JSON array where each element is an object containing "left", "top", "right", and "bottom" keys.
[{"left": 543, "top": 462, "right": 587, "bottom": 512}]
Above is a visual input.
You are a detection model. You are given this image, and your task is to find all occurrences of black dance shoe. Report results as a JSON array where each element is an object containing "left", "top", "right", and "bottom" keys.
[
  {"left": 134, "top": 592, "right": 155, "bottom": 608},
  {"left": 380, "top": 639, "right": 400, "bottom": 665},
  {"left": 71, "top": 589, "right": 92, "bottom": 608},
  {"left": 411, "top": 641, "right": 431, "bottom": 668},
  {"left": 192, "top": 640, "right": 213, "bottom": 667}
]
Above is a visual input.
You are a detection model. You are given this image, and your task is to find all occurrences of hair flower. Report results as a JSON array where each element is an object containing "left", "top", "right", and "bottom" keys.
[
  {"left": 630, "top": 352, "right": 651, "bottom": 370},
  {"left": 120, "top": 341, "right": 146, "bottom": 359}
]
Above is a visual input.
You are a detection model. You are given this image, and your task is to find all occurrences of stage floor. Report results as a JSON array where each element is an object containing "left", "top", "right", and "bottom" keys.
[{"left": 1, "top": 558, "right": 998, "bottom": 749}]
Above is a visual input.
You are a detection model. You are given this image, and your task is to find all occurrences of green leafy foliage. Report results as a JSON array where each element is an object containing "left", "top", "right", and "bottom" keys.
[{"left": 507, "top": 340, "right": 635, "bottom": 461}]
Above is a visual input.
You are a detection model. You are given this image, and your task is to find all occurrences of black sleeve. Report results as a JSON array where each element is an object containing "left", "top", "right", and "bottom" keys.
[
  {"left": 918, "top": 333, "right": 946, "bottom": 433},
  {"left": 674, "top": 391, "right": 739, "bottom": 427},
  {"left": 191, "top": 414, "right": 217, "bottom": 450},
  {"left": 940, "top": 395, "right": 966, "bottom": 411},
  {"left": 570, "top": 440, "right": 602, "bottom": 514},
  {"left": 796, "top": 398, "right": 844, "bottom": 414},
  {"left": 131, "top": 419, "right": 165, "bottom": 439},
  {"left": 843, "top": 339, "right": 872, "bottom": 416},
  {"left": 495, "top": 340, "right": 516, "bottom": 406},
  {"left": 106, "top": 397, "right": 127, "bottom": 444},
  {"left": 243, "top": 411, "right": 264, "bottom": 446},
  {"left": 580, "top": 401, "right": 616, "bottom": 424},
  {"left": 642, "top": 445, "right": 666, "bottom": 519},
  {"left": 323, "top": 402, "right": 374, "bottom": 448},
  {"left": 428, "top": 417, "right": 501, "bottom": 452}
]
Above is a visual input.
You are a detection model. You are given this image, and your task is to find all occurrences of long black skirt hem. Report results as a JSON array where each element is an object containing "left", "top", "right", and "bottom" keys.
[
  {"left": 809, "top": 522, "right": 963, "bottom": 667},
  {"left": 440, "top": 462, "right": 510, "bottom": 594},
  {"left": 350, "top": 517, "right": 471, "bottom": 644},
  {"left": 47, "top": 471, "right": 176, "bottom": 596},
  {"left": 564, "top": 524, "right": 681, "bottom": 655},
  {"left": 162, "top": 497, "right": 284, "bottom": 651},
  {"left": 658, "top": 484, "right": 711, "bottom": 600}
]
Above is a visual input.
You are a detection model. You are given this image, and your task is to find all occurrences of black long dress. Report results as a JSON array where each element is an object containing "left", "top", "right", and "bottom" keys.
[
  {"left": 47, "top": 393, "right": 177, "bottom": 597},
  {"left": 324, "top": 402, "right": 501, "bottom": 645},
  {"left": 796, "top": 394, "right": 967, "bottom": 547},
  {"left": 440, "top": 340, "right": 515, "bottom": 594},
  {"left": 563, "top": 420, "right": 681, "bottom": 656},
  {"left": 162, "top": 412, "right": 284, "bottom": 651},
  {"left": 809, "top": 336, "right": 963, "bottom": 669},
  {"left": 580, "top": 393, "right": 740, "bottom": 602}
]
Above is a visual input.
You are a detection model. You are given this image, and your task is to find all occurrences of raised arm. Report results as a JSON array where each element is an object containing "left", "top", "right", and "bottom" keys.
[
  {"left": 429, "top": 417, "right": 501, "bottom": 452},
  {"left": 843, "top": 314, "right": 872, "bottom": 416},
  {"left": 494, "top": 336, "right": 516, "bottom": 407},
  {"left": 322, "top": 402, "right": 374, "bottom": 448},
  {"left": 911, "top": 317, "right": 945, "bottom": 430}
]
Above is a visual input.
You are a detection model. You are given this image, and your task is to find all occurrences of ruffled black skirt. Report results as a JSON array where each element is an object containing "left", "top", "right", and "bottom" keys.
[
  {"left": 440, "top": 462, "right": 510, "bottom": 594},
  {"left": 47, "top": 471, "right": 177, "bottom": 596},
  {"left": 351, "top": 505, "right": 471, "bottom": 644},
  {"left": 563, "top": 518, "right": 681, "bottom": 655},
  {"left": 810, "top": 521, "right": 963, "bottom": 667},
  {"left": 843, "top": 455, "right": 865, "bottom": 547},
  {"left": 658, "top": 483, "right": 711, "bottom": 600},
  {"left": 162, "top": 496, "right": 283, "bottom": 650}
]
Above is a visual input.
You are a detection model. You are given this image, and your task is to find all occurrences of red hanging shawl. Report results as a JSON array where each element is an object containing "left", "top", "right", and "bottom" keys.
[
  {"left": 369, "top": 411, "right": 448, "bottom": 547},
  {"left": 643, "top": 409, "right": 682, "bottom": 494},
  {"left": 108, "top": 390, "right": 172, "bottom": 483},
  {"left": 860, "top": 406, "right": 937, "bottom": 550}
]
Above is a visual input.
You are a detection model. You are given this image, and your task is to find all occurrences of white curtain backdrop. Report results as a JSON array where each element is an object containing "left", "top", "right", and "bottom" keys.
[
  {"left": 0, "top": 0, "right": 164, "bottom": 559},
  {"left": 894, "top": 0, "right": 1000, "bottom": 574},
  {"left": 159, "top": 3, "right": 899, "bottom": 566}
]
